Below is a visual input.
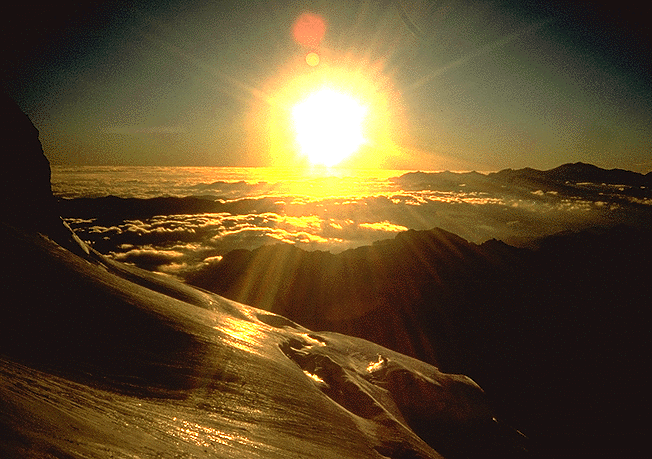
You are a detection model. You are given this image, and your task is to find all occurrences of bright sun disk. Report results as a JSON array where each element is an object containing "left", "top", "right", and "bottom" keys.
[{"left": 292, "top": 88, "right": 367, "bottom": 167}]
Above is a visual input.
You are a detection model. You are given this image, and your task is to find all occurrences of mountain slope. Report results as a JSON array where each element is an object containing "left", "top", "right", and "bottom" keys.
[{"left": 2, "top": 212, "right": 531, "bottom": 459}]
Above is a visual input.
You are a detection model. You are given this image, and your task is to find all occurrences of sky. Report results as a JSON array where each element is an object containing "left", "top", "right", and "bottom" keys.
[{"left": 3, "top": 0, "right": 651, "bottom": 172}]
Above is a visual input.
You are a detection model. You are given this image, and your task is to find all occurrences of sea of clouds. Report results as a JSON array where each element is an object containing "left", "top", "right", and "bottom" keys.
[{"left": 53, "top": 166, "right": 650, "bottom": 280}]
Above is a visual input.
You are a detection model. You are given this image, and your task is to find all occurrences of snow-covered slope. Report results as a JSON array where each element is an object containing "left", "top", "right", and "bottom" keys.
[{"left": 0, "top": 223, "right": 526, "bottom": 459}]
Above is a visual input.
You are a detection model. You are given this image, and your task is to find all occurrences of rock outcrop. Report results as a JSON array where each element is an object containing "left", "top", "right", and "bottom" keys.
[
  {"left": 1, "top": 95, "right": 93, "bottom": 256},
  {"left": 1, "top": 94, "right": 58, "bottom": 230}
]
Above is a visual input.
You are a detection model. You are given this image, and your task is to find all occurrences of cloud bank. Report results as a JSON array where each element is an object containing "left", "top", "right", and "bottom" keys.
[{"left": 58, "top": 164, "right": 652, "bottom": 279}]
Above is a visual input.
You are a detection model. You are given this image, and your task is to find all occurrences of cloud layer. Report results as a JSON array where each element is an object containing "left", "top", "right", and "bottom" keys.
[{"left": 58, "top": 164, "right": 652, "bottom": 279}]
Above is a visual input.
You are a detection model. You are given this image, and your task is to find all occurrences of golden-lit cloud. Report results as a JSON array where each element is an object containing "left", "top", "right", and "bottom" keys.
[
  {"left": 60, "top": 166, "right": 652, "bottom": 280},
  {"left": 267, "top": 230, "right": 330, "bottom": 245},
  {"left": 359, "top": 221, "right": 408, "bottom": 233},
  {"left": 110, "top": 247, "right": 186, "bottom": 269}
]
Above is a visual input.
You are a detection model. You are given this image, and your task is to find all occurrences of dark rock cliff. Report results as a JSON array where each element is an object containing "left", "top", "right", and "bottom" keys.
[{"left": 1, "top": 94, "right": 58, "bottom": 230}]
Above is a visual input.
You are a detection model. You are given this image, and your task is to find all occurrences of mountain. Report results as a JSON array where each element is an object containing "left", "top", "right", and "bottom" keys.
[
  {"left": 488, "top": 162, "right": 652, "bottom": 195},
  {"left": 186, "top": 224, "right": 652, "bottom": 458},
  {"left": 546, "top": 162, "right": 651, "bottom": 186},
  {"left": 389, "top": 163, "right": 652, "bottom": 247},
  {"left": 396, "top": 162, "right": 652, "bottom": 198},
  {"left": 185, "top": 228, "right": 502, "bottom": 365},
  {"left": 1, "top": 94, "right": 58, "bottom": 231},
  {"left": 0, "top": 97, "right": 526, "bottom": 458}
]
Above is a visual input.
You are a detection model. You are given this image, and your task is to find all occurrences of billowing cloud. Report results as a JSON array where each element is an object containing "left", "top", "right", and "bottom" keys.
[{"left": 111, "top": 247, "right": 186, "bottom": 268}]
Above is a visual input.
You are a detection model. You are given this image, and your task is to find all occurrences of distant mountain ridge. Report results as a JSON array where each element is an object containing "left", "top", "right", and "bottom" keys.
[
  {"left": 491, "top": 162, "right": 652, "bottom": 188},
  {"left": 396, "top": 161, "right": 652, "bottom": 194}
]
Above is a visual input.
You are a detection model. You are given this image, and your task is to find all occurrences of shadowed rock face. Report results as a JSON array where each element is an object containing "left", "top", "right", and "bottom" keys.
[{"left": 1, "top": 94, "right": 59, "bottom": 231}]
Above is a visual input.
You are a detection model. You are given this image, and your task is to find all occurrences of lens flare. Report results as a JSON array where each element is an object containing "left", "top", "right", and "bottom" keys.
[
  {"left": 305, "top": 52, "right": 320, "bottom": 67},
  {"left": 292, "top": 13, "right": 326, "bottom": 48}
]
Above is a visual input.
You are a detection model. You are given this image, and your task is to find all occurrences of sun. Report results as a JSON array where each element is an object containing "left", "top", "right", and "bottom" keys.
[
  {"left": 252, "top": 50, "right": 407, "bottom": 169},
  {"left": 292, "top": 89, "right": 367, "bottom": 167}
]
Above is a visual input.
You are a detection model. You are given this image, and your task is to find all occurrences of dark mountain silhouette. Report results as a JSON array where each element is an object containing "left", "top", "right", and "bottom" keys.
[
  {"left": 186, "top": 224, "right": 651, "bottom": 458},
  {"left": 547, "top": 162, "right": 651, "bottom": 185},
  {"left": 186, "top": 228, "right": 506, "bottom": 365},
  {"left": 396, "top": 162, "right": 652, "bottom": 199},
  {"left": 488, "top": 162, "right": 652, "bottom": 201},
  {"left": 493, "top": 161, "right": 652, "bottom": 187}
]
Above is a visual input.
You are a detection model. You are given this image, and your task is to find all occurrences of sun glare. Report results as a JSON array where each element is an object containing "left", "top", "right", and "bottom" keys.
[
  {"left": 292, "top": 89, "right": 367, "bottom": 167},
  {"left": 250, "top": 14, "right": 408, "bottom": 170},
  {"left": 257, "top": 58, "right": 406, "bottom": 169}
]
